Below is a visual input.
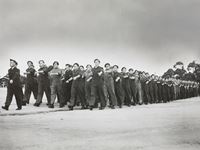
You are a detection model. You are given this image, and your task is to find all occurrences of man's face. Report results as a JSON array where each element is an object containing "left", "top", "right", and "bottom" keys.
[
  {"left": 10, "top": 61, "right": 15, "bottom": 68},
  {"left": 94, "top": 60, "right": 100, "bottom": 67},
  {"left": 86, "top": 65, "right": 92, "bottom": 71},
  {"left": 122, "top": 68, "right": 126, "bottom": 73},
  {"left": 129, "top": 70, "right": 134, "bottom": 74},
  {"left": 53, "top": 63, "right": 58, "bottom": 68},
  {"left": 73, "top": 65, "right": 79, "bottom": 70},
  {"left": 65, "top": 65, "right": 70, "bottom": 70},
  {"left": 105, "top": 65, "right": 110, "bottom": 70},
  {"left": 113, "top": 66, "right": 118, "bottom": 72},
  {"left": 80, "top": 67, "right": 84, "bottom": 71},
  {"left": 27, "top": 62, "right": 32, "bottom": 67},
  {"left": 39, "top": 61, "right": 45, "bottom": 68}
]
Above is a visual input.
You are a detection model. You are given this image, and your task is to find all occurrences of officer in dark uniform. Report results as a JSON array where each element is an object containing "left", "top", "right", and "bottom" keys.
[
  {"left": 121, "top": 67, "right": 132, "bottom": 106},
  {"left": 140, "top": 72, "right": 149, "bottom": 105},
  {"left": 83, "top": 64, "right": 93, "bottom": 110},
  {"left": 91, "top": 59, "right": 106, "bottom": 110},
  {"left": 68, "top": 63, "right": 86, "bottom": 110},
  {"left": 34, "top": 60, "right": 51, "bottom": 107},
  {"left": 156, "top": 76, "right": 163, "bottom": 103},
  {"left": 113, "top": 65, "right": 124, "bottom": 108},
  {"left": 78, "top": 65, "right": 86, "bottom": 107},
  {"left": 2, "top": 59, "right": 23, "bottom": 110},
  {"left": 22, "top": 61, "right": 38, "bottom": 105},
  {"left": 62, "top": 64, "right": 73, "bottom": 105}
]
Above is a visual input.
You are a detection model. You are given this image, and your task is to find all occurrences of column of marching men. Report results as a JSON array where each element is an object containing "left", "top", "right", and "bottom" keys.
[{"left": 1, "top": 59, "right": 200, "bottom": 111}]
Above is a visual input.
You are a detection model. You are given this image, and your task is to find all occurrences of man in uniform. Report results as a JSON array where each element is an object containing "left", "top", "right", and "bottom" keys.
[
  {"left": 49, "top": 61, "right": 64, "bottom": 108},
  {"left": 2, "top": 59, "right": 23, "bottom": 110},
  {"left": 62, "top": 64, "right": 73, "bottom": 105},
  {"left": 121, "top": 67, "right": 132, "bottom": 106},
  {"left": 83, "top": 64, "right": 93, "bottom": 110},
  {"left": 91, "top": 59, "right": 106, "bottom": 110},
  {"left": 34, "top": 60, "right": 51, "bottom": 107},
  {"left": 113, "top": 65, "right": 124, "bottom": 108},
  {"left": 22, "top": 61, "right": 38, "bottom": 105},
  {"left": 68, "top": 63, "right": 86, "bottom": 110},
  {"left": 104, "top": 63, "right": 117, "bottom": 109}
]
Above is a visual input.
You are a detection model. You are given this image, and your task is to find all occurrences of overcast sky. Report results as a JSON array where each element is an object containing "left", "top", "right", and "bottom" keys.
[{"left": 0, "top": 0, "right": 200, "bottom": 77}]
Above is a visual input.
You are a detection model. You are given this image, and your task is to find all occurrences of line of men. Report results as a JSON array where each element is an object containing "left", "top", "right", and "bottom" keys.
[{"left": 1, "top": 59, "right": 200, "bottom": 111}]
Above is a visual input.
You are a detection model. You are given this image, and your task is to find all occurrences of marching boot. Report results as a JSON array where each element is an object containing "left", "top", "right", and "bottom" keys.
[{"left": 2, "top": 106, "right": 9, "bottom": 111}]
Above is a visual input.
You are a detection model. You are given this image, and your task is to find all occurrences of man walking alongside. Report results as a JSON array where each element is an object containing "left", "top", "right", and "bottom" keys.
[{"left": 2, "top": 59, "right": 23, "bottom": 110}]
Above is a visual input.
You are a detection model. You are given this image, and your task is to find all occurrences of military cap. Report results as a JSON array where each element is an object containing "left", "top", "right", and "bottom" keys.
[
  {"left": 86, "top": 64, "right": 92, "bottom": 68},
  {"left": 104, "top": 63, "right": 110, "bottom": 67},
  {"left": 53, "top": 61, "right": 59, "bottom": 66},
  {"left": 39, "top": 60, "right": 45, "bottom": 64},
  {"left": 94, "top": 59, "right": 100, "bottom": 63},
  {"left": 113, "top": 65, "right": 119, "bottom": 68},
  {"left": 73, "top": 63, "right": 79, "bottom": 67},
  {"left": 65, "top": 64, "right": 70, "bottom": 67},
  {"left": 10, "top": 59, "right": 18, "bottom": 65},
  {"left": 27, "top": 61, "right": 33, "bottom": 65},
  {"left": 129, "top": 68, "right": 134, "bottom": 72}
]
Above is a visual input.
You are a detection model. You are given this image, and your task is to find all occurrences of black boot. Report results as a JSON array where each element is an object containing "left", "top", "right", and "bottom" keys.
[
  {"left": 2, "top": 106, "right": 9, "bottom": 111},
  {"left": 68, "top": 105, "right": 73, "bottom": 111},
  {"left": 16, "top": 107, "right": 22, "bottom": 110},
  {"left": 48, "top": 104, "right": 54, "bottom": 108},
  {"left": 89, "top": 106, "right": 93, "bottom": 111},
  {"left": 34, "top": 103, "right": 40, "bottom": 107}
]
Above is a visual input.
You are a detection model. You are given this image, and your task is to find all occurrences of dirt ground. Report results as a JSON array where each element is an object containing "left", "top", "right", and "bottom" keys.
[{"left": 0, "top": 88, "right": 200, "bottom": 150}]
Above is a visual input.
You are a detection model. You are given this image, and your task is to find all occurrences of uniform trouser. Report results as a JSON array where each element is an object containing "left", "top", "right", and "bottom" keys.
[
  {"left": 85, "top": 81, "right": 94, "bottom": 106},
  {"left": 36, "top": 82, "right": 51, "bottom": 104},
  {"left": 157, "top": 85, "right": 162, "bottom": 103},
  {"left": 104, "top": 81, "right": 117, "bottom": 106},
  {"left": 144, "top": 84, "right": 150, "bottom": 104},
  {"left": 23, "top": 82, "right": 38, "bottom": 103},
  {"left": 50, "top": 81, "right": 64, "bottom": 105},
  {"left": 62, "top": 82, "right": 72, "bottom": 104},
  {"left": 91, "top": 82, "right": 106, "bottom": 108},
  {"left": 153, "top": 84, "right": 158, "bottom": 103},
  {"left": 149, "top": 86, "right": 154, "bottom": 103},
  {"left": 130, "top": 85, "right": 136, "bottom": 104},
  {"left": 122, "top": 83, "right": 132, "bottom": 105},
  {"left": 5, "top": 85, "right": 22, "bottom": 109},
  {"left": 70, "top": 81, "right": 86, "bottom": 107},
  {"left": 78, "top": 81, "right": 86, "bottom": 105},
  {"left": 114, "top": 83, "right": 124, "bottom": 106}
]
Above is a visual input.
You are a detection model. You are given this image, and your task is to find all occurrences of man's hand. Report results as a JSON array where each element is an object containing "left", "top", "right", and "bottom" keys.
[
  {"left": 115, "top": 77, "right": 120, "bottom": 82},
  {"left": 98, "top": 71, "right": 103, "bottom": 76},
  {"left": 10, "top": 80, "right": 13, "bottom": 84}
]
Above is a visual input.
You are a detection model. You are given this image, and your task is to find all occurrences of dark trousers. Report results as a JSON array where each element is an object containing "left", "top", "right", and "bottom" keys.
[
  {"left": 36, "top": 82, "right": 51, "bottom": 104},
  {"left": 114, "top": 82, "right": 124, "bottom": 107},
  {"left": 23, "top": 82, "right": 38, "bottom": 103},
  {"left": 153, "top": 84, "right": 158, "bottom": 103},
  {"left": 122, "top": 83, "right": 132, "bottom": 105},
  {"left": 85, "top": 81, "right": 94, "bottom": 106},
  {"left": 5, "top": 85, "right": 22, "bottom": 109},
  {"left": 91, "top": 82, "right": 106, "bottom": 108},
  {"left": 157, "top": 84, "right": 163, "bottom": 103},
  {"left": 69, "top": 81, "right": 86, "bottom": 107},
  {"left": 62, "top": 81, "right": 72, "bottom": 104}
]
